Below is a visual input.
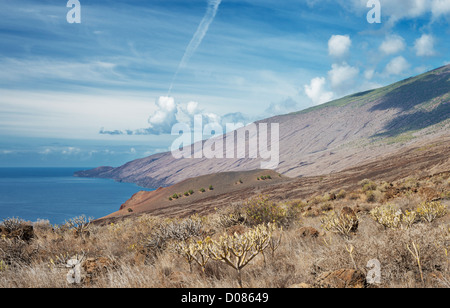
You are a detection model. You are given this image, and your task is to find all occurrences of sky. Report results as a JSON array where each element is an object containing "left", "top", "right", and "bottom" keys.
[{"left": 0, "top": 0, "right": 449, "bottom": 167}]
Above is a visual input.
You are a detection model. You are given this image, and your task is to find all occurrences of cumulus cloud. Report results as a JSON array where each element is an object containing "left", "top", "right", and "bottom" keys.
[
  {"left": 328, "top": 62, "right": 360, "bottom": 93},
  {"left": 328, "top": 35, "right": 352, "bottom": 58},
  {"left": 304, "top": 77, "right": 334, "bottom": 106},
  {"left": 431, "top": 0, "right": 450, "bottom": 19},
  {"left": 100, "top": 96, "right": 255, "bottom": 136},
  {"left": 379, "top": 35, "right": 406, "bottom": 55},
  {"left": 145, "top": 96, "right": 178, "bottom": 135},
  {"left": 385, "top": 56, "right": 410, "bottom": 75},
  {"left": 414, "top": 34, "right": 436, "bottom": 57}
]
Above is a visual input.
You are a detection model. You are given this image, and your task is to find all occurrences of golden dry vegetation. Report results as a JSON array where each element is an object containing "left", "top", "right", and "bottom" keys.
[{"left": 0, "top": 172, "right": 449, "bottom": 288}]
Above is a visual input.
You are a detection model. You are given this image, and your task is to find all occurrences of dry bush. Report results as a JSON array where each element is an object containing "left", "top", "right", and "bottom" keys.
[
  {"left": 416, "top": 201, "right": 447, "bottom": 223},
  {"left": 0, "top": 172, "right": 449, "bottom": 288},
  {"left": 370, "top": 204, "right": 417, "bottom": 230},
  {"left": 211, "top": 204, "right": 247, "bottom": 229},
  {"left": 244, "top": 195, "right": 288, "bottom": 227},
  {"left": 320, "top": 208, "right": 359, "bottom": 239}
]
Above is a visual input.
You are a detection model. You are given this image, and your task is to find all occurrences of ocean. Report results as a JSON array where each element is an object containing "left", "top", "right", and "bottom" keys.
[{"left": 0, "top": 167, "right": 154, "bottom": 225}]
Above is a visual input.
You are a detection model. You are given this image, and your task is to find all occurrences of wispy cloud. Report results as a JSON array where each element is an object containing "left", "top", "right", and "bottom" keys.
[{"left": 169, "top": 0, "right": 222, "bottom": 94}]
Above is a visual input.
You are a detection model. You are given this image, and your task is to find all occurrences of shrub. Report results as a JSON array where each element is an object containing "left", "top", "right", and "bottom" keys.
[
  {"left": 207, "top": 223, "right": 277, "bottom": 287},
  {"left": 175, "top": 238, "right": 211, "bottom": 273},
  {"left": 64, "top": 215, "right": 92, "bottom": 238},
  {"left": 366, "top": 191, "right": 377, "bottom": 202},
  {"left": 336, "top": 190, "right": 347, "bottom": 199},
  {"left": 199, "top": 188, "right": 206, "bottom": 193},
  {"left": 144, "top": 216, "right": 204, "bottom": 255},
  {"left": 215, "top": 208, "right": 247, "bottom": 229},
  {"left": 308, "top": 195, "right": 325, "bottom": 205},
  {"left": 245, "top": 195, "right": 287, "bottom": 226},
  {"left": 370, "top": 204, "right": 417, "bottom": 229},
  {"left": 441, "top": 191, "right": 450, "bottom": 200},
  {"left": 209, "top": 185, "right": 214, "bottom": 191},
  {"left": 416, "top": 201, "right": 447, "bottom": 223},
  {"left": 320, "top": 203, "right": 333, "bottom": 212},
  {"left": 320, "top": 209, "right": 359, "bottom": 239},
  {"left": 0, "top": 217, "right": 26, "bottom": 231},
  {"left": 188, "top": 190, "right": 194, "bottom": 195},
  {"left": 362, "top": 181, "right": 377, "bottom": 192}
]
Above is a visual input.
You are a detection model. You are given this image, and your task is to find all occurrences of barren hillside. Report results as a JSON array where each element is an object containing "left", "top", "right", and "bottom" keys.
[{"left": 76, "top": 65, "right": 450, "bottom": 188}]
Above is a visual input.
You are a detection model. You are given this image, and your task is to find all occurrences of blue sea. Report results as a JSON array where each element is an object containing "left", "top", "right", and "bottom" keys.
[{"left": 0, "top": 168, "right": 154, "bottom": 225}]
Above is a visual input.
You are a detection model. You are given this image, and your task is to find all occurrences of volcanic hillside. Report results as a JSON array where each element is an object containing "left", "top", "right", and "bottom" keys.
[{"left": 76, "top": 65, "right": 450, "bottom": 188}]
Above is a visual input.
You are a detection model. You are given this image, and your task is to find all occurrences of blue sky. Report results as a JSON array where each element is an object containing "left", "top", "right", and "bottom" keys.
[{"left": 0, "top": 0, "right": 449, "bottom": 167}]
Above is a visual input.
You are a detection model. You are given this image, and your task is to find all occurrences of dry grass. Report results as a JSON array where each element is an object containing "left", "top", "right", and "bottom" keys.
[{"left": 0, "top": 172, "right": 449, "bottom": 288}]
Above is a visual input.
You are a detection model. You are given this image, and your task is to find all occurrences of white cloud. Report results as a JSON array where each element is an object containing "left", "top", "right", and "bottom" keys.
[
  {"left": 304, "top": 77, "right": 334, "bottom": 106},
  {"left": 364, "top": 69, "right": 375, "bottom": 80},
  {"left": 328, "top": 63, "right": 360, "bottom": 93},
  {"left": 385, "top": 56, "right": 410, "bottom": 75},
  {"left": 146, "top": 96, "right": 178, "bottom": 135},
  {"left": 431, "top": 0, "right": 450, "bottom": 19},
  {"left": 0, "top": 89, "right": 153, "bottom": 139},
  {"left": 414, "top": 34, "right": 436, "bottom": 57},
  {"left": 100, "top": 96, "right": 228, "bottom": 136},
  {"left": 61, "top": 147, "right": 81, "bottom": 155},
  {"left": 264, "top": 98, "right": 300, "bottom": 116},
  {"left": 328, "top": 35, "right": 352, "bottom": 58},
  {"left": 379, "top": 35, "right": 406, "bottom": 55}
]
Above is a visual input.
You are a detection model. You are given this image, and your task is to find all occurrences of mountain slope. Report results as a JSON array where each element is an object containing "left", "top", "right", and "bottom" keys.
[{"left": 76, "top": 65, "right": 450, "bottom": 188}]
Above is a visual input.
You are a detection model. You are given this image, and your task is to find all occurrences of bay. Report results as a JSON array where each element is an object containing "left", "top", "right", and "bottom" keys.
[{"left": 0, "top": 167, "right": 154, "bottom": 225}]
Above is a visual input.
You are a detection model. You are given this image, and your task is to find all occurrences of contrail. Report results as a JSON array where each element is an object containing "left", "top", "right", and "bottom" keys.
[{"left": 168, "top": 0, "right": 222, "bottom": 95}]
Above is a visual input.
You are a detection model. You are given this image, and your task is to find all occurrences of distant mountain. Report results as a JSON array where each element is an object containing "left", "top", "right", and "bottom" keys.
[{"left": 76, "top": 65, "right": 450, "bottom": 188}]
